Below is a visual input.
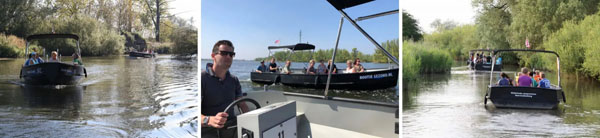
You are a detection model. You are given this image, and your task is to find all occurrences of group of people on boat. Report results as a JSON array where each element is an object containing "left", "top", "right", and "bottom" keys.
[
  {"left": 470, "top": 52, "right": 501, "bottom": 65},
  {"left": 496, "top": 67, "right": 551, "bottom": 88},
  {"left": 305, "top": 59, "right": 339, "bottom": 75},
  {"left": 255, "top": 58, "right": 278, "bottom": 73},
  {"left": 23, "top": 49, "right": 82, "bottom": 66},
  {"left": 255, "top": 57, "right": 366, "bottom": 75},
  {"left": 344, "top": 58, "right": 365, "bottom": 73}
]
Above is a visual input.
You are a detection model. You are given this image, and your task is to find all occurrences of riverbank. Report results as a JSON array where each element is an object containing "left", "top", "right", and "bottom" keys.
[{"left": 402, "top": 41, "right": 453, "bottom": 82}]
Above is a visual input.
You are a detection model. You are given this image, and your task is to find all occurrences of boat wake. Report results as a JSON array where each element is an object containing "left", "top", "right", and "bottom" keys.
[{"left": 142, "top": 59, "right": 198, "bottom": 138}]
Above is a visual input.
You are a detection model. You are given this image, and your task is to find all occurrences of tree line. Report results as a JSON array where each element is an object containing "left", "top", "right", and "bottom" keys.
[
  {"left": 255, "top": 39, "right": 399, "bottom": 63},
  {"left": 0, "top": 0, "right": 196, "bottom": 58}
]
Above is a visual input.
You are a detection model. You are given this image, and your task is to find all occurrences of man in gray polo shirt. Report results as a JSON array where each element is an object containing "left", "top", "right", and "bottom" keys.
[{"left": 201, "top": 40, "right": 246, "bottom": 137}]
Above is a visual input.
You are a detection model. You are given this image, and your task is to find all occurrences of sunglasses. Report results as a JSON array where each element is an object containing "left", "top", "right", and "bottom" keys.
[{"left": 216, "top": 51, "right": 236, "bottom": 57}]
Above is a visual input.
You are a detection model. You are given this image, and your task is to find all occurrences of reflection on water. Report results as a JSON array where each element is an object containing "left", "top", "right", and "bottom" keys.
[
  {"left": 21, "top": 86, "right": 83, "bottom": 111},
  {"left": 403, "top": 64, "right": 600, "bottom": 137},
  {"left": 0, "top": 55, "right": 197, "bottom": 137},
  {"left": 201, "top": 59, "right": 399, "bottom": 103}
]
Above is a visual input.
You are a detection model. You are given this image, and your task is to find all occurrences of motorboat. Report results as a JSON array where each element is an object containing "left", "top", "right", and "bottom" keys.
[
  {"left": 129, "top": 51, "right": 155, "bottom": 58},
  {"left": 250, "top": 43, "right": 398, "bottom": 90},
  {"left": 468, "top": 49, "right": 502, "bottom": 71},
  {"left": 20, "top": 34, "right": 87, "bottom": 85},
  {"left": 484, "top": 49, "right": 566, "bottom": 109}
]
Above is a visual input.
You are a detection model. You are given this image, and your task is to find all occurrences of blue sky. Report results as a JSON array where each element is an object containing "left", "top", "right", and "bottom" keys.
[{"left": 201, "top": 0, "right": 399, "bottom": 60}]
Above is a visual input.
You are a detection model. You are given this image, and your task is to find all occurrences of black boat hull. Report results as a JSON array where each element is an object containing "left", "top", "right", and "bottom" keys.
[
  {"left": 469, "top": 62, "right": 502, "bottom": 71},
  {"left": 277, "top": 68, "right": 398, "bottom": 90},
  {"left": 129, "top": 51, "right": 155, "bottom": 58},
  {"left": 250, "top": 72, "right": 280, "bottom": 84},
  {"left": 487, "top": 86, "right": 564, "bottom": 109},
  {"left": 20, "top": 62, "right": 86, "bottom": 85}
]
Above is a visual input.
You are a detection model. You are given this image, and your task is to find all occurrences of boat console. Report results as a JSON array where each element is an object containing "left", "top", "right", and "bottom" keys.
[{"left": 237, "top": 101, "right": 297, "bottom": 138}]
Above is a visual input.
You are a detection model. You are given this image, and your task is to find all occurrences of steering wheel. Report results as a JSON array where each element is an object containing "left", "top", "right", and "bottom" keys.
[
  {"left": 217, "top": 97, "right": 261, "bottom": 137},
  {"left": 223, "top": 97, "right": 261, "bottom": 115}
]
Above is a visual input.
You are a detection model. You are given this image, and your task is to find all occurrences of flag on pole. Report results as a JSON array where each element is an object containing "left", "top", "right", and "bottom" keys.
[
  {"left": 275, "top": 40, "right": 280, "bottom": 44},
  {"left": 525, "top": 38, "right": 530, "bottom": 49}
]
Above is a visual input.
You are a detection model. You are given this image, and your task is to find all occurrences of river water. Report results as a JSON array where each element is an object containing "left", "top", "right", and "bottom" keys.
[
  {"left": 403, "top": 63, "right": 600, "bottom": 137},
  {"left": 200, "top": 59, "right": 399, "bottom": 103},
  {"left": 0, "top": 55, "right": 197, "bottom": 138}
]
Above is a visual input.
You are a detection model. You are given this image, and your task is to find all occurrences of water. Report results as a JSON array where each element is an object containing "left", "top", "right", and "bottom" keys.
[
  {"left": 403, "top": 62, "right": 600, "bottom": 137},
  {"left": 0, "top": 55, "right": 197, "bottom": 138},
  {"left": 200, "top": 59, "right": 399, "bottom": 103}
]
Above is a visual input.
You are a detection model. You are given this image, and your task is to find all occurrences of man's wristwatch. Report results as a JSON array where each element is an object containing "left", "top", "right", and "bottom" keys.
[{"left": 202, "top": 116, "right": 210, "bottom": 127}]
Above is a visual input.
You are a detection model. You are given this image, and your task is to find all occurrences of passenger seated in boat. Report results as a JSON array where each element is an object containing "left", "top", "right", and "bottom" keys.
[
  {"left": 517, "top": 67, "right": 532, "bottom": 87},
  {"left": 306, "top": 59, "right": 316, "bottom": 75},
  {"left": 255, "top": 60, "right": 267, "bottom": 73},
  {"left": 327, "top": 59, "right": 338, "bottom": 74},
  {"left": 515, "top": 72, "right": 521, "bottom": 84},
  {"left": 48, "top": 51, "right": 59, "bottom": 62},
  {"left": 344, "top": 60, "right": 353, "bottom": 73},
  {"left": 538, "top": 72, "right": 551, "bottom": 88},
  {"left": 269, "top": 58, "right": 277, "bottom": 73},
  {"left": 534, "top": 70, "right": 541, "bottom": 82},
  {"left": 353, "top": 58, "right": 365, "bottom": 73},
  {"left": 496, "top": 57, "right": 502, "bottom": 65},
  {"left": 23, "top": 53, "right": 37, "bottom": 66},
  {"left": 497, "top": 72, "right": 513, "bottom": 86},
  {"left": 282, "top": 60, "right": 292, "bottom": 74},
  {"left": 317, "top": 60, "right": 327, "bottom": 74},
  {"left": 529, "top": 71, "right": 538, "bottom": 87},
  {"left": 72, "top": 53, "right": 83, "bottom": 65},
  {"left": 34, "top": 52, "right": 44, "bottom": 64}
]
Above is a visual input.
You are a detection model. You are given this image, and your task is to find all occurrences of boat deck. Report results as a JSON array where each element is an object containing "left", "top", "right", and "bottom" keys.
[{"left": 295, "top": 112, "right": 380, "bottom": 138}]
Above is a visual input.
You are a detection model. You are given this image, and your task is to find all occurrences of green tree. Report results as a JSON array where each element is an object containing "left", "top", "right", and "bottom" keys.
[
  {"left": 425, "top": 25, "right": 479, "bottom": 60},
  {"left": 545, "top": 13, "right": 600, "bottom": 79},
  {"left": 430, "top": 19, "right": 458, "bottom": 32},
  {"left": 141, "top": 0, "right": 169, "bottom": 42},
  {"left": 373, "top": 39, "right": 399, "bottom": 63},
  {"left": 473, "top": 0, "right": 512, "bottom": 50},
  {"left": 402, "top": 10, "right": 423, "bottom": 41},
  {"left": 171, "top": 18, "right": 197, "bottom": 57}
]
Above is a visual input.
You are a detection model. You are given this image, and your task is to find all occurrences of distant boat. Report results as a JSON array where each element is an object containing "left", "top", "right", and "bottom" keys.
[
  {"left": 129, "top": 51, "right": 155, "bottom": 58},
  {"left": 250, "top": 43, "right": 398, "bottom": 90},
  {"left": 468, "top": 49, "right": 502, "bottom": 71},
  {"left": 20, "top": 34, "right": 87, "bottom": 85},
  {"left": 484, "top": 49, "right": 566, "bottom": 109}
]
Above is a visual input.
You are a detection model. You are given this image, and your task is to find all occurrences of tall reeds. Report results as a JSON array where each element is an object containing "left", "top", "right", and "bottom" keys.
[{"left": 403, "top": 41, "right": 453, "bottom": 81}]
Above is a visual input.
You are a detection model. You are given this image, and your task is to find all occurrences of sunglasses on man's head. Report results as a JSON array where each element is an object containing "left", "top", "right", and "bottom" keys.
[{"left": 217, "top": 51, "right": 236, "bottom": 57}]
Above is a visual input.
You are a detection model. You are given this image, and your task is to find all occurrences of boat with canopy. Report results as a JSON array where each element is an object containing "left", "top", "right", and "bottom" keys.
[
  {"left": 20, "top": 34, "right": 87, "bottom": 85},
  {"left": 483, "top": 49, "right": 566, "bottom": 109},
  {"left": 468, "top": 49, "right": 502, "bottom": 71}
]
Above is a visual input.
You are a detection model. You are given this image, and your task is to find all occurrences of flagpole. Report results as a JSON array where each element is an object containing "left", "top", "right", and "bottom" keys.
[{"left": 299, "top": 30, "right": 302, "bottom": 43}]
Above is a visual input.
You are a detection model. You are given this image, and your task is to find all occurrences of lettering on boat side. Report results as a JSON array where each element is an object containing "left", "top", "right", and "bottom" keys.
[
  {"left": 61, "top": 68, "right": 73, "bottom": 75},
  {"left": 360, "top": 73, "right": 393, "bottom": 80},
  {"left": 360, "top": 75, "right": 373, "bottom": 79},
  {"left": 26, "top": 68, "right": 43, "bottom": 74},
  {"left": 510, "top": 92, "right": 536, "bottom": 98}
]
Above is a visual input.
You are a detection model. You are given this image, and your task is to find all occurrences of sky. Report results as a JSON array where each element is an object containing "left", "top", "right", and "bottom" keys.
[
  {"left": 169, "top": 0, "right": 200, "bottom": 28},
  {"left": 401, "top": 0, "right": 476, "bottom": 33},
  {"left": 200, "top": 0, "right": 399, "bottom": 60}
]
